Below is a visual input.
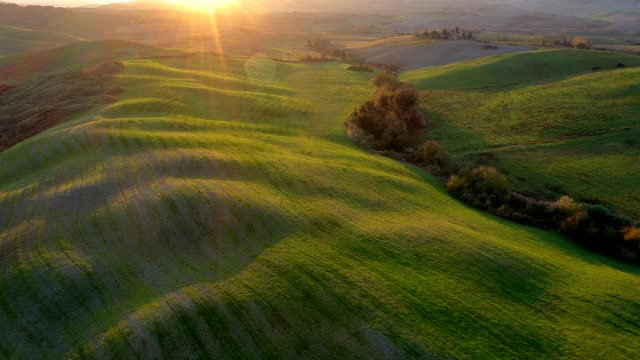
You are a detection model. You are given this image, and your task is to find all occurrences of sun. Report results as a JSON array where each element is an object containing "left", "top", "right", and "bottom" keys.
[{"left": 173, "top": 0, "right": 238, "bottom": 12}]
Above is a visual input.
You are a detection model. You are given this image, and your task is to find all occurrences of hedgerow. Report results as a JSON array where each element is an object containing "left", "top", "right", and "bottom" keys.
[{"left": 347, "top": 70, "right": 640, "bottom": 264}]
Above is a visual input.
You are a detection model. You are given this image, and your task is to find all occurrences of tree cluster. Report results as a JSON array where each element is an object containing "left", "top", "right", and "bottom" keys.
[
  {"left": 345, "top": 71, "right": 426, "bottom": 151},
  {"left": 306, "top": 39, "right": 333, "bottom": 52},
  {"left": 299, "top": 54, "right": 330, "bottom": 62},
  {"left": 553, "top": 36, "right": 591, "bottom": 49},
  {"left": 413, "top": 141, "right": 640, "bottom": 263},
  {"left": 346, "top": 69, "right": 640, "bottom": 265},
  {"left": 347, "top": 65, "right": 373, "bottom": 73},
  {"left": 418, "top": 27, "right": 473, "bottom": 40}
]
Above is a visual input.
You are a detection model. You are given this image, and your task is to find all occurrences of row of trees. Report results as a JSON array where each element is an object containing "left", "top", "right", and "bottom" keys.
[
  {"left": 417, "top": 27, "right": 474, "bottom": 40},
  {"left": 553, "top": 36, "right": 592, "bottom": 49},
  {"left": 416, "top": 140, "right": 640, "bottom": 263},
  {"left": 346, "top": 72, "right": 640, "bottom": 264},
  {"left": 304, "top": 39, "right": 354, "bottom": 62},
  {"left": 306, "top": 39, "right": 332, "bottom": 52}
]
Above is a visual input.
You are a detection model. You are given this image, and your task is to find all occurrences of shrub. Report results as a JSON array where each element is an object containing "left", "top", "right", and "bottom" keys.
[
  {"left": 622, "top": 227, "right": 640, "bottom": 242},
  {"left": 559, "top": 209, "right": 594, "bottom": 237},
  {"left": 345, "top": 119, "right": 376, "bottom": 149},
  {"left": 557, "top": 205, "right": 630, "bottom": 256},
  {"left": 393, "top": 85, "right": 419, "bottom": 109},
  {"left": 621, "top": 227, "right": 640, "bottom": 260},
  {"left": 372, "top": 71, "right": 398, "bottom": 87},
  {"left": 347, "top": 65, "right": 373, "bottom": 72},
  {"left": 570, "top": 37, "right": 591, "bottom": 49},
  {"left": 447, "top": 166, "right": 509, "bottom": 208},
  {"left": 550, "top": 196, "right": 581, "bottom": 219},
  {"left": 379, "top": 112, "right": 408, "bottom": 150},
  {"left": 418, "top": 141, "right": 454, "bottom": 174}
]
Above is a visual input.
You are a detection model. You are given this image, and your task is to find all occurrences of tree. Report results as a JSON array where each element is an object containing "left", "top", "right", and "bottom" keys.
[
  {"left": 419, "top": 141, "right": 453, "bottom": 174},
  {"left": 570, "top": 36, "right": 591, "bottom": 49},
  {"left": 538, "top": 36, "right": 546, "bottom": 46},
  {"left": 447, "top": 166, "right": 509, "bottom": 207},
  {"left": 622, "top": 227, "right": 640, "bottom": 242},
  {"left": 347, "top": 71, "right": 427, "bottom": 151},
  {"left": 372, "top": 71, "right": 398, "bottom": 88}
]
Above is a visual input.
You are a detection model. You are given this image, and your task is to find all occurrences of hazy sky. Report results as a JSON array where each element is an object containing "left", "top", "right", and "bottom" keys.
[{"left": 9, "top": 0, "right": 130, "bottom": 4}]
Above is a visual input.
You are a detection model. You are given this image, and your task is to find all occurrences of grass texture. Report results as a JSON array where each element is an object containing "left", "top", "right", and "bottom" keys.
[
  {"left": 402, "top": 49, "right": 640, "bottom": 218},
  {"left": 0, "top": 48, "right": 639, "bottom": 359}
]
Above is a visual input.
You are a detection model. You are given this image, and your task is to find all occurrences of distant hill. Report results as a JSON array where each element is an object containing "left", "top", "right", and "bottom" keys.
[
  {"left": 241, "top": 0, "right": 640, "bottom": 15},
  {"left": 0, "top": 40, "right": 171, "bottom": 83},
  {"left": 403, "top": 49, "right": 640, "bottom": 218},
  {"left": 351, "top": 39, "right": 531, "bottom": 70},
  {"left": 96, "top": 1, "right": 191, "bottom": 11},
  {"left": 402, "top": 49, "right": 640, "bottom": 90},
  {"left": 0, "top": 24, "right": 82, "bottom": 56},
  {"left": 504, "top": 0, "right": 640, "bottom": 15}
]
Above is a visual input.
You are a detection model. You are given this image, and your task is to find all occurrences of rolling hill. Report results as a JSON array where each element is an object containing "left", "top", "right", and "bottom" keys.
[
  {"left": 350, "top": 39, "right": 531, "bottom": 70},
  {"left": 0, "top": 42, "right": 639, "bottom": 358},
  {"left": 0, "top": 40, "right": 171, "bottom": 83},
  {"left": 0, "top": 24, "right": 83, "bottom": 56},
  {"left": 402, "top": 49, "right": 640, "bottom": 218},
  {"left": 402, "top": 49, "right": 640, "bottom": 90}
]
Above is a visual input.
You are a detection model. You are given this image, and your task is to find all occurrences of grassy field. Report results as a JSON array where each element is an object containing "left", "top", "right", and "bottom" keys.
[
  {"left": 402, "top": 49, "right": 640, "bottom": 218},
  {"left": 350, "top": 39, "right": 530, "bottom": 70},
  {"left": 0, "top": 40, "right": 170, "bottom": 83},
  {"left": 0, "top": 24, "right": 84, "bottom": 56},
  {"left": 0, "top": 45, "right": 640, "bottom": 359},
  {"left": 402, "top": 49, "right": 640, "bottom": 90}
]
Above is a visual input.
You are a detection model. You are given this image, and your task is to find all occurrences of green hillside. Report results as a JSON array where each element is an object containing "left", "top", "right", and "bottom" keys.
[
  {"left": 0, "top": 40, "right": 169, "bottom": 83},
  {"left": 402, "top": 50, "right": 640, "bottom": 219},
  {"left": 0, "top": 47, "right": 639, "bottom": 359},
  {"left": 402, "top": 49, "right": 640, "bottom": 90},
  {"left": 0, "top": 24, "right": 83, "bottom": 56}
]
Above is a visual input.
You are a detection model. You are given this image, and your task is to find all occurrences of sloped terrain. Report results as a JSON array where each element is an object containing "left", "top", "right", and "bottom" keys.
[
  {"left": 0, "top": 61, "right": 125, "bottom": 151},
  {"left": 351, "top": 40, "right": 531, "bottom": 70},
  {"left": 0, "top": 40, "right": 171, "bottom": 83},
  {"left": 0, "top": 24, "right": 83, "bottom": 56},
  {"left": 0, "top": 45, "right": 639, "bottom": 359},
  {"left": 402, "top": 49, "right": 640, "bottom": 90},
  {"left": 402, "top": 49, "right": 640, "bottom": 218}
]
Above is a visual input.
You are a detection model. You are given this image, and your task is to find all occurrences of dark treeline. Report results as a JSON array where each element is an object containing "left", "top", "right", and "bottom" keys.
[
  {"left": 416, "top": 27, "right": 474, "bottom": 40},
  {"left": 345, "top": 70, "right": 426, "bottom": 151},
  {"left": 554, "top": 36, "right": 592, "bottom": 49},
  {"left": 347, "top": 70, "right": 640, "bottom": 264},
  {"left": 304, "top": 39, "right": 353, "bottom": 62}
]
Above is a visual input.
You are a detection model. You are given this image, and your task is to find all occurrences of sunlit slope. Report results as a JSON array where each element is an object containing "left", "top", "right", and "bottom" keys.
[
  {"left": 0, "top": 52, "right": 639, "bottom": 359},
  {"left": 0, "top": 24, "right": 83, "bottom": 56},
  {"left": 402, "top": 50, "right": 640, "bottom": 218},
  {"left": 401, "top": 49, "right": 640, "bottom": 90},
  {"left": 0, "top": 40, "right": 170, "bottom": 83}
]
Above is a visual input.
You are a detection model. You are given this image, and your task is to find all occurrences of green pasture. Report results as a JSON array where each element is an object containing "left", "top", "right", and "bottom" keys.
[{"left": 0, "top": 46, "right": 639, "bottom": 359}]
